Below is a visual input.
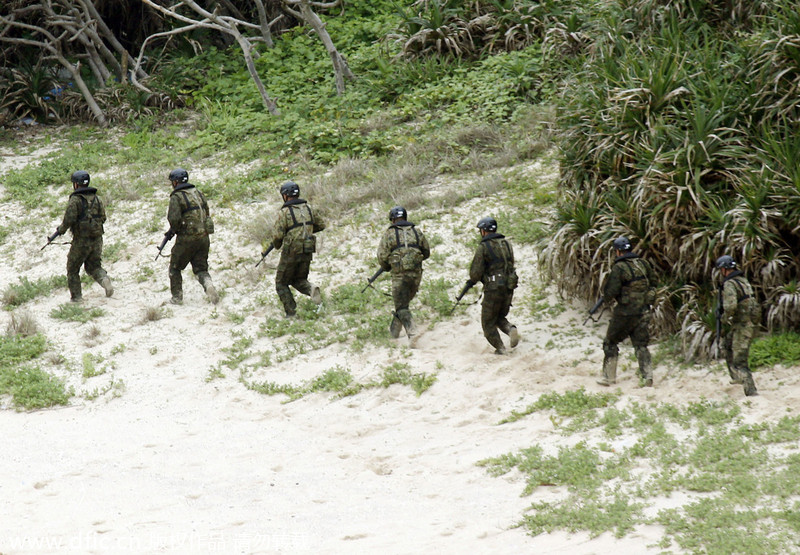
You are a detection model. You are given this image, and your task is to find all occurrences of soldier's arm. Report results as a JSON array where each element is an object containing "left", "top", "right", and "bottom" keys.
[
  {"left": 56, "top": 196, "right": 80, "bottom": 235},
  {"left": 98, "top": 196, "right": 107, "bottom": 225},
  {"left": 468, "top": 244, "right": 485, "bottom": 284},
  {"left": 167, "top": 194, "right": 182, "bottom": 233},
  {"left": 271, "top": 209, "right": 287, "bottom": 249},
  {"left": 721, "top": 282, "right": 737, "bottom": 327},
  {"left": 377, "top": 232, "right": 392, "bottom": 272},
  {"left": 312, "top": 206, "right": 326, "bottom": 233},
  {"left": 602, "top": 265, "right": 622, "bottom": 301},
  {"left": 419, "top": 231, "right": 431, "bottom": 260}
]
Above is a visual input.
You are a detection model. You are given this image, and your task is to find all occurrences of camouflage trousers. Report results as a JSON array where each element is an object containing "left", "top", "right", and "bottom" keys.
[
  {"left": 390, "top": 270, "right": 422, "bottom": 338},
  {"left": 481, "top": 287, "right": 514, "bottom": 351},
  {"left": 275, "top": 251, "right": 313, "bottom": 316},
  {"left": 169, "top": 234, "right": 211, "bottom": 300},
  {"left": 723, "top": 322, "right": 756, "bottom": 394},
  {"left": 603, "top": 311, "right": 652, "bottom": 380},
  {"left": 66, "top": 236, "right": 108, "bottom": 300}
]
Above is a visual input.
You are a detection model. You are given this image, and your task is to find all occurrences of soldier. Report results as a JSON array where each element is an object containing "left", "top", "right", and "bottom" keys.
[
  {"left": 268, "top": 181, "right": 325, "bottom": 318},
  {"left": 164, "top": 168, "right": 218, "bottom": 305},
  {"left": 597, "top": 236, "right": 656, "bottom": 387},
  {"left": 465, "top": 217, "right": 520, "bottom": 354},
  {"left": 47, "top": 170, "right": 113, "bottom": 303},
  {"left": 715, "top": 255, "right": 758, "bottom": 396},
  {"left": 377, "top": 206, "right": 430, "bottom": 346}
]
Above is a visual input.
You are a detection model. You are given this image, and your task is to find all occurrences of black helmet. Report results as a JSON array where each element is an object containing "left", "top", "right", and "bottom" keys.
[
  {"left": 71, "top": 170, "right": 90, "bottom": 186},
  {"left": 476, "top": 217, "right": 497, "bottom": 232},
  {"left": 169, "top": 168, "right": 189, "bottom": 183},
  {"left": 715, "top": 255, "right": 737, "bottom": 269},
  {"left": 280, "top": 180, "right": 300, "bottom": 197},
  {"left": 389, "top": 206, "right": 407, "bottom": 221},
  {"left": 613, "top": 236, "right": 632, "bottom": 251}
]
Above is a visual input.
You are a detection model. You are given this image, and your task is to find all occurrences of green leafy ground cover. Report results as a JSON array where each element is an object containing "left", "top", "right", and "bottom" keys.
[{"left": 482, "top": 388, "right": 800, "bottom": 551}]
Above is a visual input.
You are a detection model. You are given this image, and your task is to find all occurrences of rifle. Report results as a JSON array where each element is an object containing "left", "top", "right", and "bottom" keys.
[
  {"left": 583, "top": 297, "right": 605, "bottom": 325},
  {"left": 449, "top": 281, "right": 475, "bottom": 315},
  {"left": 361, "top": 268, "right": 385, "bottom": 293},
  {"left": 40, "top": 231, "right": 61, "bottom": 251},
  {"left": 255, "top": 245, "right": 274, "bottom": 268},
  {"left": 155, "top": 230, "right": 175, "bottom": 260}
]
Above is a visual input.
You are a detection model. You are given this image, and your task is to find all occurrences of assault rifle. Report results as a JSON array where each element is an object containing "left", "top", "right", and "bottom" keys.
[
  {"left": 449, "top": 281, "right": 475, "bottom": 315},
  {"left": 255, "top": 245, "right": 274, "bottom": 268},
  {"left": 583, "top": 297, "right": 605, "bottom": 325},
  {"left": 40, "top": 231, "right": 61, "bottom": 251},
  {"left": 361, "top": 268, "right": 385, "bottom": 293},
  {"left": 155, "top": 230, "right": 175, "bottom": 260}
]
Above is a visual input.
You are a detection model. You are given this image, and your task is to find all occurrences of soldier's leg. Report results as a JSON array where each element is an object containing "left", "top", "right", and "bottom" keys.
[
  {"left": 190, "top": 236, "right": 218, "bottom": 304},
  {"left": 169, "top": 239, "right": 193, "bottom": 303},
  {"left": 482, "top": 290, "right": 506, "bottom": 353},
  {"left": 723, "top": 333, "right": 741, "bottom": 383},
  {"left": 84, "top": 238, "right": 113, "bottom": 297},
  {"left": 496, "top": 291, "right": 520, "bottom": 347},
  {"left": 631, "top": 312, "right": 653, "bottom": 386},
  {"left": 65, "top": 242, "right": 87, "bottom": 302},
  {"left": 275, "top": 255, "right": 297, "bottom": 317},
  {"left": 290, "top": 255, "right": 314, "bottom": 296},
  {"left": 599, "top": 316, "right": 627, "bottom": 385},
  {"left": 732, "top": 325, "right": 757, "bottom": 396},
  {"left": 394, "top": 274, "right": 420, "bottom": 342}
]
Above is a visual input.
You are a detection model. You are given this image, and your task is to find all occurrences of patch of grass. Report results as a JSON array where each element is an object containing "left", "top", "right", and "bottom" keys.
[
  {"left": 499, "top": 387, "right": 620, "bottom": 425},
  {"left": 50, "top": 303, "right": 105, "bottom": 323},
  {"left": 749, "top": 331, "right": 800, "bottom": 369},
  {"left": 5, "top": 310, "right": 40, "bottom": 337},
  {"left": 0, "top": 365, "right": 73, "bottom": 410},
  {"left": 141, "top": 306, "right": 166, "bottom": 323},
  {"left": 0, "top": 333, "right": 47, "bottom": 364},
  {"left": 81, "top": 353, "right": 107, "bottom": 379},
  {"left": 3, "top": 276, "right": 67, "bottom": 308}
]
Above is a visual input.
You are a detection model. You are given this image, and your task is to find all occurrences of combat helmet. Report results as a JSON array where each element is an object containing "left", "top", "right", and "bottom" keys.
[
  {"left": 71, "top": 170, "right": 90, "bottom": 186},
  {"left": 476, "top": 217, "right": 497, "bottom": 232},
  {"left": 280, "top": 180, "right": 300, "bottom": 198},
  {"left": 169, "top": 168, "right": 189, "bottom": 184},
  {"left": 715, "top": 255, "right": 737, "bottom": 269},
  {"left": 613, "top": 236, "right": 632, "bottom": 251},
  {"left": 389, "top": 206, "right": 407, "bottom": 221}
]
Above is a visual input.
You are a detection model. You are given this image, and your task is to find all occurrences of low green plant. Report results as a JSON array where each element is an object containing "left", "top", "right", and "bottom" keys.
[
  {"left": 0, "top": 365, "right": 73, "bottom": 410},
  {"left": 81, "top": 353, "right": 106, "bottom": 379},
  {"left": 3, "top": 276, "right": 67, "bottom": 308},
  {"left": 749, "top": 331, "right": 800, "bottom": 369},
  {"left": 50, "top": 304, "right": 105, "bottom": 323}
]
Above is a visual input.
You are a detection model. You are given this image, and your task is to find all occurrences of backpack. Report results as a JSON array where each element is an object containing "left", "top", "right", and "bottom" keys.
[
  {"left": 286, "top": 203, "right": 316, "bottom": 253},
  {"left": 730, "top": 277, "right": 760, "bottom": 325},
  {"left": 75, "top": 194, "right": 104, "bottom": 238},
  {"left": 484, "top": 238, "right": 517, "bottom": 291},
  {"left": 389, "top": 226, "right": 424, "bottom": 271},
  {"left": 175, "top": 188, "right": 208, "bottom": 237}
]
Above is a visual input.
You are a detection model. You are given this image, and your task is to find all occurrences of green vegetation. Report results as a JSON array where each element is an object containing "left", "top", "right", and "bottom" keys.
[
  {"left": 750, "top": 331, "right": 800, "bottom": 369},
  {"left": 3, "top": 276, "right": 67, "bottom": 309},
  {"left": 50, "top": 303, "right": 105, "bottom": 323},
  {"left": 245, "top": 361, "right": 436, "bottom": 401},
  {"left": 0, "top": 334, "right": 72, "bottom": 410},
  {"left": 483, "top": 391, "right": 800, "bottom": 550}
]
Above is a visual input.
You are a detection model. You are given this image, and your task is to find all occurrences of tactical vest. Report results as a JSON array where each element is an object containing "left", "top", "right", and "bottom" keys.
[
  {"left": 483, "top": 237, "right": 518, "bottom": 290},
  {"left": 285, "top": 203, "right": 316, "bottom": 254},
  {"left": 74, "top": 193, "right": 104, "bottom": 238},
  {"left": 616, "top": 257, "right": 651, "bottom": 310},
  {"left": 725, "top": 276, "right": 760, "bottom": 325},
  {"left": 389, "top": 225, "right": 423, "bottom": 272},
  {"left": 174, "top": 187, "right": 207, "bottom": 237}
]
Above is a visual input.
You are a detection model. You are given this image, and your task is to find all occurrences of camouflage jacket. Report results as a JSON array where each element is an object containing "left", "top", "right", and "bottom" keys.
[
  {"left": 602, "top": 252, "right": 655, "bottom": 316},
  {"left": 168, "top": 183, "right": 212, "bottom": 238},
  {"left": 469, "top": 233, "right": 518, "bottom": 291},
  {"left": 57, "top": 187, "right": 106, "bottom": 239},
  {"left": 377, "top": 220, "right": 430, "bottom": 274},
  {"left": 720, "top": 271, "right": 758, "bottom": 327},
  {"left": 271, "top": 199, "right": 325, "bottom": 256}
]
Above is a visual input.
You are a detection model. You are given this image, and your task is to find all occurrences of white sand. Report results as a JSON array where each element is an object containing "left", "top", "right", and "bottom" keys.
[{"left": 1, "top": 140, "right": 795, "bottom": 555}]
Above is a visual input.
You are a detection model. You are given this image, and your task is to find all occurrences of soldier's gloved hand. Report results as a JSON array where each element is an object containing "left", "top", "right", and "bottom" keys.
[
  {"left": 164, "top": 230, "right": 175, "bottom": 240},
  {"left": 465, "top": 280, "right": 476, "bottom": 289}
]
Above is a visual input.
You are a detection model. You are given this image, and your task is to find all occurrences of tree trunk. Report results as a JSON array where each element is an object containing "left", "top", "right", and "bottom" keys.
[{"left": 294, "top": 1, "right": 354, "bottom": 95}]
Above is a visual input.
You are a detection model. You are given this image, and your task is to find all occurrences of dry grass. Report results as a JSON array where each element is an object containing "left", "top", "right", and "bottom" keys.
[{"left": 5, "top": 310, "right": 40, "bottom": 337}]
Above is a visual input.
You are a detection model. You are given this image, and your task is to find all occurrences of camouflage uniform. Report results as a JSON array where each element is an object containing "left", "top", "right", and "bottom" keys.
[
  {"left": 270, "top": 198, "right": 325, "bottom": 317},
  {"left": 600, "top": 252, "right": 656, "bottom": 386},
  {"left": 56, "top": 186, "right": 111, "bottom": 302},
  {"left": 167, "top": 183, "right": 216, "bottom": 303},
  {"left": 377, "top": 220, "right": 431, "bottom": 342},
  {"left": 469, "top": 233, "right": 519, "bottom": 353},
  {"left": 719, "top": 270, "right": 758, "bottom": 396}
]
